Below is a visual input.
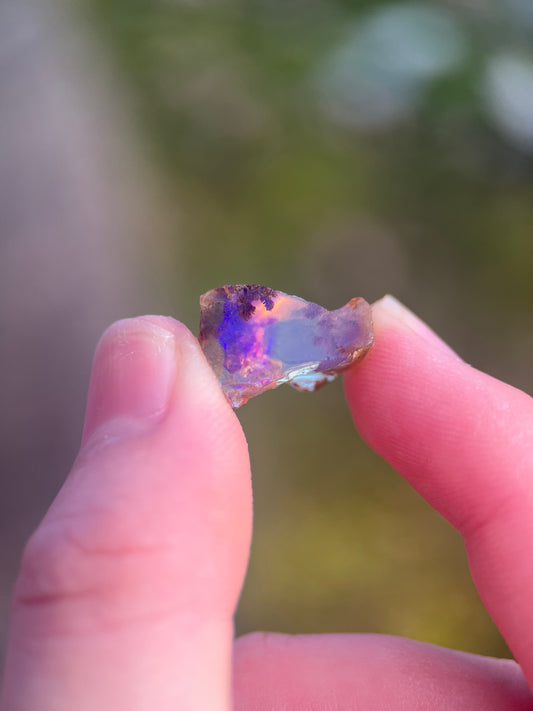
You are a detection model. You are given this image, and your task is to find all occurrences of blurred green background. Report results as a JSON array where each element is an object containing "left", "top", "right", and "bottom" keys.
[{"left": 1, "top": 0, "right": 533, "bottom": 664}]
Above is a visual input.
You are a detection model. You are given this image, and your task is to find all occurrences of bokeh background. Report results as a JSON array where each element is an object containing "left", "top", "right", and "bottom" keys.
[{"left": 1, "top": 0, "right": 532, "bottom": 669}]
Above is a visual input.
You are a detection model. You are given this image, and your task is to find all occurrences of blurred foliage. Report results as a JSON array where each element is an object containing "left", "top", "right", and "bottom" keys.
[{"left": 79, "top": 0, "right": 532, "bottom": 656}]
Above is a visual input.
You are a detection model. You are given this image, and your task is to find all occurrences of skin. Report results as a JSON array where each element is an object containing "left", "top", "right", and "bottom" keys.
[{"left": 1, "top": 295, "right": 533, "bottom": 710}]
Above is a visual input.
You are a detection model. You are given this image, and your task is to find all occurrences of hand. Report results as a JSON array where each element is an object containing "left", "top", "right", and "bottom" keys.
[{"left": 1, "top": 297, "right": 533, "bottom": 710}]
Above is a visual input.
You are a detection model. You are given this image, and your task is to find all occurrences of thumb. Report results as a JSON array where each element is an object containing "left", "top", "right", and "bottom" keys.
[{"left": 1, "top": 316, "right": 252, "bottom": 711}]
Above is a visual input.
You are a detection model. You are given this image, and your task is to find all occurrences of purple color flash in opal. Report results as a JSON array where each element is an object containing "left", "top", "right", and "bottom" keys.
[{"left": 199, "top": 285, "right": 374, "bottom": 408}]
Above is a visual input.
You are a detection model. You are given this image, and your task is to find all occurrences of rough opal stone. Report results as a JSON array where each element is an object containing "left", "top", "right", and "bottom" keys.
[{"left": 199, "top": 284, "right": 374, "bottom": 408}]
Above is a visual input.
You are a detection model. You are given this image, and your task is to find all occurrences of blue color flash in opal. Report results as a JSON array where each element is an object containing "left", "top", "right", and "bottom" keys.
[{"left": 199, "top": 284, "right": 374, "bottom": 408}]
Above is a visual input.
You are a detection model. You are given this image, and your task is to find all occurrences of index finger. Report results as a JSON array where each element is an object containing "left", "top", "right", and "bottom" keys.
[{"left": 344, "top": 296, "right": 533, "bottom": 682}]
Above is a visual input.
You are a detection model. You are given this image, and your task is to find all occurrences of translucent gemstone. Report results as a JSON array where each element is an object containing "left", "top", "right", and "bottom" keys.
[{"left": 199, "top": 284, "right": 374, "bottom": 408}]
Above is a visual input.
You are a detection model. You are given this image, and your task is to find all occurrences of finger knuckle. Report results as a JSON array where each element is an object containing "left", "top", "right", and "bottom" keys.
[
  {"left": 15, "top": 519, "right": 108, "bottom": 609},
  {"left": 13, "top": 506, "right": 168, "bottom": 616}
]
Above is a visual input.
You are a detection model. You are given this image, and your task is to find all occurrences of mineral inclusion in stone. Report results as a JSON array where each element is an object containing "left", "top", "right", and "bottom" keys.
[{"left": 199, "top": 284, "right": 374, "bottom": 408}]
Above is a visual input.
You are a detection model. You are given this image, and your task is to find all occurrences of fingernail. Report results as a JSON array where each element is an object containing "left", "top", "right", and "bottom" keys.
[
  {"left": 374, "top": 295, "right": 461, "bottom": 359},
  {"left": 82, "top": 318, "right": 177, "bottom": 444}
]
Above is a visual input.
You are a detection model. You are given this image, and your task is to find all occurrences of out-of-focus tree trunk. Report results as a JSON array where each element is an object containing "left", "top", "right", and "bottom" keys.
[{"left": 0, "top": 0, "right": 177, "bottom": 664}]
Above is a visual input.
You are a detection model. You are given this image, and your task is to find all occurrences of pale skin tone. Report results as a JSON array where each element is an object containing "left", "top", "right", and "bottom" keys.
[{"left": 1, "top": 295, "right": 533, "bottom": 710}]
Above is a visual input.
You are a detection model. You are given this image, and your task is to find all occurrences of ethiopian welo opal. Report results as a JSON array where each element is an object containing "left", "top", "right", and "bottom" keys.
[{"left": 199, "top": 284, "right": 373, "bottom": 408}]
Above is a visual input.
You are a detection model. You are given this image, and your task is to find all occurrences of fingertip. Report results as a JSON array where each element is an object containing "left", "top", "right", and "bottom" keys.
[
  {"left": 345, "top": 297, "right": 533, "bottom": 548},
  {"left": 82, "top": 314, "right": 236, "bottom": 446},
  {"left": 344, "top": 295, "right": 465, "bottom": 452},
  {"left": 81, "top": 316, "right": 178, "bottom": 445},
  {"left": 371, "top": 295, "right": 461, "bottom": 361},
  {"left": 343, "top": 295, "right": 525, "bottom": 534}
]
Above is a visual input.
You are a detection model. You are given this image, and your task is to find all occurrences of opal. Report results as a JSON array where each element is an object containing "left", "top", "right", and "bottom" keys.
[{"left": 199, "top": 284, "right": 374, "bottom": 408}]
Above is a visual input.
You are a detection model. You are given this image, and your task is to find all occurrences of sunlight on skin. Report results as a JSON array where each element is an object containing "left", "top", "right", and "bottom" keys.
[{"left": 2, "top": 298, "right": 533, "bottom": 710}]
